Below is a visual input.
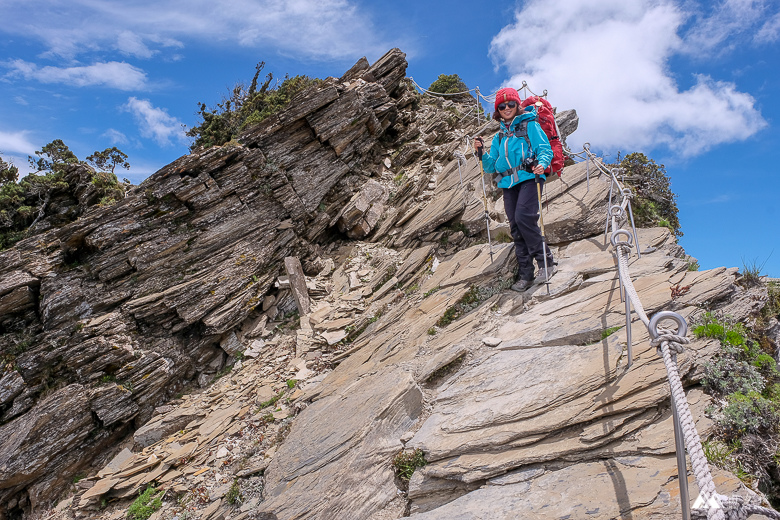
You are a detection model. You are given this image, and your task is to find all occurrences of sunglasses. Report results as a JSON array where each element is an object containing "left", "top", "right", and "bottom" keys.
[{"left": 498, "top": 101, "right": 517, "bottom": 111}]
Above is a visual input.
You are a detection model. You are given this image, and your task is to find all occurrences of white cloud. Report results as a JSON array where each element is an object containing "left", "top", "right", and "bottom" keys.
[
  {"left": 0, "top": 130, "right": 37, "bottom": 156},
  {"left": 14, "top": 96, "right": 28, "bottom": 105},
  {"left": 756, "top": 12, "right": 780, "bottom": 43},
  {"left": 103, "top": 128, "right": 129, "bottom": 145},
  {"left": 0, "top": 0, "right": 384, "bottom": 61},
  {"left": 489, "top": 0, "right": 768, "bottom": 157},
  {"left": 116, "top": 31, "right": 156, "bottom": 59},
  {"left": 4, "top": 60, "right": 148, "bottom": 90},
  {"left": 682, "top": 0, "right": 767, "bottom": 55},
  {"left": 123, "top": 97, "right": 186, "bottom": 146}
]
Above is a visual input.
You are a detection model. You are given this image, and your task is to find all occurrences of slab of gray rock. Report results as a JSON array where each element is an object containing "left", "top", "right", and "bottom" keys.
[
  {"left": 543, "top": 159, "right": 612, "bottom": 245},
  {"left": 133, "top": 407, "right": 207, "bottom": 448},
  {"left": 258, "top": 369, "right": 424, "bottom": 519},
  {"left": 0, "top": 371, "right": 25, "bottom": 407}
]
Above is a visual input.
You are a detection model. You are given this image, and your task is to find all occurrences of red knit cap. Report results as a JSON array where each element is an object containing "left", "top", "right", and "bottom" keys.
[{"left": 494, "top": 87, "right": 521, "bottom": 111}]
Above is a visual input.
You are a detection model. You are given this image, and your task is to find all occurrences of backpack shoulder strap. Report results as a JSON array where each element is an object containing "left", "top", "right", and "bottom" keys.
[{"left": 514, "top": 120, "right": 532, "bottom": 150}]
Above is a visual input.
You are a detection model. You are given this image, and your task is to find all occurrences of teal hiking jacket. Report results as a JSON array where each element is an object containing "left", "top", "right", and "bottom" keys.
[{"left": 481, "top": 108, "right": 553, "bottom": 189}]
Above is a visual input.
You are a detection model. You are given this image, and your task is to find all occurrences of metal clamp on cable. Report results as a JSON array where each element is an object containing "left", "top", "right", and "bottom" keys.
[
  {"left": 649, "top": 311, "right": 690, "bottom": 354},
  {"left": 622, "top": 187, "right": 634, "bottom": 199},
  {"left": 609, "top": 205, "right": 625, "bottom": 219},
  {"left": 610, "top": 229, "right": 633, "bottom": 249}
]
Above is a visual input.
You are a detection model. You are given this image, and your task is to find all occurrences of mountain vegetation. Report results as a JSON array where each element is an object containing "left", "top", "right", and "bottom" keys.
[
  {"left": 615, "top": 151, "right": 682, "bottom": 236},
  {"left": 186, "top": 61, "right": 321, "bottom": 150},
  {"left": 0, "top": 141, "right": 128, "bottom": 250},
  {"left": 427, "top": 74, "right": 468, "bottom": 95}
]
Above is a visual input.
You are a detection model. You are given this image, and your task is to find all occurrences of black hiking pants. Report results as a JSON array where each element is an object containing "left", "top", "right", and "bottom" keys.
[{"left": 503, "top": 178, "right": 553, "bottom": 281}]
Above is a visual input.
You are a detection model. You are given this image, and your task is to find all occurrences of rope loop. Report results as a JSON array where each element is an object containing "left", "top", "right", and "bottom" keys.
[
  {"left": 609, "top": 205, "right": 625, "bottom": 218},
  {"left": 720, "top": 496, "right": 748, "bottom": 520},
  {"left": 649, "top": 311, "right": 688, "bottom": 340},
  {"left": 610, "top": 229, "right": 633, "bottom": 248},
  {"left": 651, "top": 335, "right": 688, "bottom": 354},
  {"left": 692, "top": 495, "right": 780, "bottom": 520}
]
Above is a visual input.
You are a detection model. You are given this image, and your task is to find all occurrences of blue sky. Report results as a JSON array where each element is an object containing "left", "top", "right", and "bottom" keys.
[{"left": 1, "top": 0, "right": 778, "bottom": 276}]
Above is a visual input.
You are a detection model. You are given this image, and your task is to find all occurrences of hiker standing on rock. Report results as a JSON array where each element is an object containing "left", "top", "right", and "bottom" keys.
[{"left": 474, "top": 87, "right": 556, "bottom": 292}]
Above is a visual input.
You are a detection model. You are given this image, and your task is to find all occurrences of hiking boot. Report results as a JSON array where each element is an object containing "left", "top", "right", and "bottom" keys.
[
  {"left": 511, "top": 278, "right": 533, "bottom": 292},
  {"left": 535, "top": 265, "right": 557, "bottom": 283}
]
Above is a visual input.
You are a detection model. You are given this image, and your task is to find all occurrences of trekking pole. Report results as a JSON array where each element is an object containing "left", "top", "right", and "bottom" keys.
[
  {"left": 536, "top": 173, "right": 551, "bottom": 295},
  {"left": 475, "top": 138, "right": 494, "bottom": 263}
]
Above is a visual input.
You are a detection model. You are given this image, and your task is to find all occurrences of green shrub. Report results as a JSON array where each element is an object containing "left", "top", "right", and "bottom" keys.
[
  {"left": 699, "top": 312, "right": 780, "bottom": 449},
  {"left": 495, "top": 231, "right": 513, "bottom": 244},
  {"left": 187, "top": 62, "right": 321, "bottom": 150},
  {"left": 614, "top": 152, "right": 681, "bottom": 237},
  {"left": 436, "top": 280, "right": 513, "bottom": 327},
  {"left": 703, "top": 439, "right": 738, "bottom": 466},
  {"left": 392, "top": 448, "right": 427, "bottom": 482},
  {"left": 423, "top": 286, "right": 440, "bottom": 298},
  {"left": 127, "top": 486, "right": 163, "bottom": 520},
  {"left": 258, "top": 391, "right": 284, "bottom": 410},
  {"left": 741, "top": 257, "right": 768, "bottom": 287},
  {"left": 721, "top": 391, "right": 780, "bottom": 436},
  {"left": 428, "top": 74, "right": 468, "bottom": 95},
  {"left": 0, "top": 141, "right": 131, "bottom": 250},
  {"left": 226, "top": 479, "right": 242, "bottom": 505},
  {"left": 601, "top": 326, "right": 622, "bottom": 340},
  {"left": 704, "top": 356, "right": 765, "bottom": 397},
  {"left": 765, "top": 282, "right": 780, "bottom": 320}
]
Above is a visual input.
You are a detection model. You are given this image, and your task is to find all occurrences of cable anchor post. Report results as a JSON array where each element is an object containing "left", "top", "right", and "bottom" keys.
[
  {"left": 474, "top": 86, "right": 481, "bottom": 125},
  {"left": 611, "top": 227, "right": 634, "bottom": 365},
  {"left": 583, "top": 143, "right": 591, "bottom": 192},
  {"left": 454, "top": 151, "right": 465, "bottom": 189},
  {"left": 622, "top": 187, "right": 641, "bottom": 259},
  {"left": 649, "top": 311, "right": 691, "bottom": 520}
]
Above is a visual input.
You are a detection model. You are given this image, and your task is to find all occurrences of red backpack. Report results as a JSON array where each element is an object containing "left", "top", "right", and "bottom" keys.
[{"left": 520, "top": 96, "right": 565, "bottom": 177}]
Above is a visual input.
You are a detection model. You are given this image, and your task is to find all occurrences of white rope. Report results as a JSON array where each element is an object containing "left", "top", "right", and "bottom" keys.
[
  {"left": 601, "top": 157, "right": 780, "bottom": 519},
  {"left": 653, "top": 335, "right": 725, "bottom": 520}
]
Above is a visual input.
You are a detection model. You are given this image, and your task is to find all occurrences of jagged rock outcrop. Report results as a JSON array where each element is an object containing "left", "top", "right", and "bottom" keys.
[
  {"left": 0, "top": 48, "right": 423, "bottom": 515},
  {"left": 555, "top": 108, "right": 579, "bottom": 149}
]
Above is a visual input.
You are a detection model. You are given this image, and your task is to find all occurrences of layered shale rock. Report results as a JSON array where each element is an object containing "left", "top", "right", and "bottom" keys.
[{"left": 0, "top": 48, "right": 419, "bottom": 516}]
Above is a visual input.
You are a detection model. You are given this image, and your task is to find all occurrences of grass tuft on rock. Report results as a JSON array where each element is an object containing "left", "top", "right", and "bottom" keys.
[
  {"left": 127, "top": 486, "right": 163, "bottom": 520},
  {"left": 392, "top": 448, "right": 427, "bottom": 482}
]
